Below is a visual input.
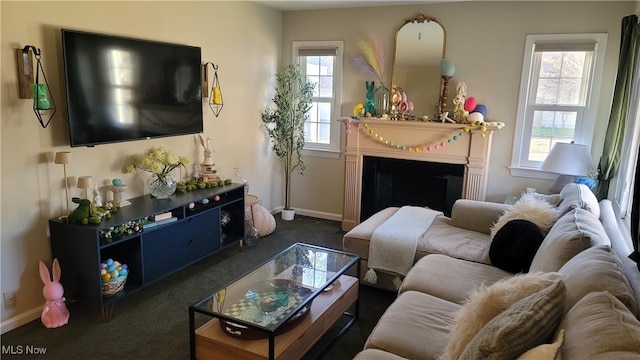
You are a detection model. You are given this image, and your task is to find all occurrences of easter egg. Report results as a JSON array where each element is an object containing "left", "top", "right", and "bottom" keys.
[
  {"left": 464, "top": 97, "right": 477, "bottom": 112},
  {"left": 439, "top": 58, "right": 456, "bottom": 77},
  {"left": 468, "top": 112, "right": 485, "bottom": 123},
  {"left": 112, "top": 179, "right": 122, "bottom": 186},
  {"left": 116, "top": 266, "right": 122, "bottom": 271},
  {"left": 102, "top": 273, "right": 111, "bottom": 281},
  {"left": 100, "top": 269, "right": 107, "bottom": 275},
  {"left": 122, "top": 264, "right": 128, "bottom": 270},
  {"left": 100, "top": 263, "right": 107, "bottom": 269},
  {"left": 473, "top": 104, "right": 488, "bottom": 118},
  {"left": 201, "top": 198, "right": 210, "bottom": 205},
  {"left": 120, "top": 269, "right": 128, "bottom": 276},
  {"left": 188, "top": 202, "right": 195, "bottom": 209},
  {"left": 108, "top": 265, "right": 116, "bottom": 272},
  {"left": 106, "top": 258, "right": 114, "bottom": 266},
  {"left": 113, "top": 261, "right": 121, "bottom": 267},
  {"left": 214, "top": 195, "right": 220, "bottom": 201},
  {"left": 111, "top": 270, "right": 119, "bottom": 278}
]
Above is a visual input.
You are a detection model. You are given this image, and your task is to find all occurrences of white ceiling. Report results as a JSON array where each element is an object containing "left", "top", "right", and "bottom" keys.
[{"left": 252, "top": 0, "right": 449, "bottom": 11}]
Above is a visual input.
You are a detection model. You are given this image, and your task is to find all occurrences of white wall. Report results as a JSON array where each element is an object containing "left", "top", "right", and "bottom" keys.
[
  {"left": 283, "top": 1, "right": 636, "bottom": 216},
  {"left": 0, "top": 1, "right": 282, "bottom": 329}
]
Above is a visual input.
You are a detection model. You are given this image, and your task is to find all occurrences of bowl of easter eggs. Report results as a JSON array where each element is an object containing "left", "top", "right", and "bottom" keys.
[{"left": 100, "top": 258, "right": 128, "bottom": 296}]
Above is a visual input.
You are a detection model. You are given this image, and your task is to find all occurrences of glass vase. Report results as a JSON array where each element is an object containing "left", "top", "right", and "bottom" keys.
[
  {"left": 148, "top": 174, "right": 177, "bottom": 199},
  {"left": 233, "top": 167, "right": 249, "bottom": 195},
  {"left": 374, "top": 82, "right": 390, "bottom": 117}
]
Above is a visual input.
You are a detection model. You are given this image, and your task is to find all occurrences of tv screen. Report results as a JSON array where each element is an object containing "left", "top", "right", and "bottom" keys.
[{"left": 61, "top": 29, "right": 203, "bottom": 147}]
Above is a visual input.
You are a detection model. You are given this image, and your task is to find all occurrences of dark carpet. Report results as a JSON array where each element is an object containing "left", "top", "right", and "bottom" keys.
[{"left": 1, "top": 215, "right": 396, "bottom": 359}]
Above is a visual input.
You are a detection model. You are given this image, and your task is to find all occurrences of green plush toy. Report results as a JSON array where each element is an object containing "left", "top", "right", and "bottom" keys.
[{"left": 68, "top": 197, "right": 92, "bottom": 225}]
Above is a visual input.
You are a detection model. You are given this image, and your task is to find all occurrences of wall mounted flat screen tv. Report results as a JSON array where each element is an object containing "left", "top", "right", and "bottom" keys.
[{"left": 61, "top": 29, "right": 203, "bottom": 147}]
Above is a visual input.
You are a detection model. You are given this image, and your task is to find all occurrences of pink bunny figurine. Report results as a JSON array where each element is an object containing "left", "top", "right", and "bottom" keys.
[{"left": 39, "top": 258, "right": 70, "bottom": 328}]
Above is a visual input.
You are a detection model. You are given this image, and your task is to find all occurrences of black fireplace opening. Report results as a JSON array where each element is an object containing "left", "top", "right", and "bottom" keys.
[{"left": 360, "top": 156, "right": 464, "bottom": 221}]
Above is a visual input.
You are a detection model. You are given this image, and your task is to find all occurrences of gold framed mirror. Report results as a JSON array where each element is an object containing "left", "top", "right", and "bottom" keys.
[{"left": 391, "top": 14, "right": 445, "bottom": 118}]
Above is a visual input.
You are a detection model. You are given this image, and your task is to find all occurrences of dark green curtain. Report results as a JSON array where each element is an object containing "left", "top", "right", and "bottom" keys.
[
  {"left": 596, "top": 15, "right": 640, "bottom": 200},
  {"left": 630, "top": 142, "right": 640, "bottom": 270}
]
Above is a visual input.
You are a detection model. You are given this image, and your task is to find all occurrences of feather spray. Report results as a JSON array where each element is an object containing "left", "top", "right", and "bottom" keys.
[{"left": 351, "top": 39, "right": 385, "bottom": 82}]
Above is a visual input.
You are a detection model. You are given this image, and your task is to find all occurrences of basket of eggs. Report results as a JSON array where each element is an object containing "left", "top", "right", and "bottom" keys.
[{"left": 100, "top": 258, "right": 128, "bottom": 296}]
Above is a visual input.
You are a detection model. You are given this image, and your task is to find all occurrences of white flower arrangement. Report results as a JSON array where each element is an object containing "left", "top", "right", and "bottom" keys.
[{"left": 125, "top": 147, "right": 189, "bottom": 180}]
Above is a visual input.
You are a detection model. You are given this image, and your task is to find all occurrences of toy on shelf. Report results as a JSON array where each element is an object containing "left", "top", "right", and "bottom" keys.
[
  {"left": 452, "top": 82, "right": 469, "bottom": 123},
  {"left": 39, "top": 258, "right": 69, "bottom": 328},
  {"left": 198, "top": 135, "right": 222, "bottom": 184}
]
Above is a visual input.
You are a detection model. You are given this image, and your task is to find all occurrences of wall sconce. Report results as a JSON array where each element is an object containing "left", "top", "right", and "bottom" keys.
[
  {"left": 439, "top": 58, "right": 456, "bottom": 115},
  {"left": 202, "top": 62, "right": 223, "bottom": 117},
  {"left": 16, "top": 45, "right": 57, "bottom": 128},
  {"left": 54, "top": 152, "right": 72, "bottom": 219}
]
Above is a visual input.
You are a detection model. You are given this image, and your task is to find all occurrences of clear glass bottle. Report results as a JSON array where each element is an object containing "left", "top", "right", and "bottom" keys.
[
  {"left": 233, "top": 167, "right": 249, "bottom": 195},
  {"left": 244, "top": 206, "right": 260, "bottom": 247},
  {"left": 374, "top": 82, "right": 390, "bottom": 117}
]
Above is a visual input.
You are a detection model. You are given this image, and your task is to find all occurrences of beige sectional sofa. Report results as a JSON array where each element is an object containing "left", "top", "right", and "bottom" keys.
[{"left": 343, "top": 183, "right": 640, "bottom": 359}]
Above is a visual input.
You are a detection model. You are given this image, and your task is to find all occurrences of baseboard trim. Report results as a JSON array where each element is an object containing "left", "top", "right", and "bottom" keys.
[
  {"left": 1, "top": 306, "right": 42, "bottom": 334},
  {"left": 268, "top": 206, "right": 342, "bottom": 222}
]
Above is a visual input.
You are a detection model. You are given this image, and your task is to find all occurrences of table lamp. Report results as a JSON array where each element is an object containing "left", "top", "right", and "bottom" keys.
[
  {"left": 54, "top": 151, "right": 71, "bottom": 218},
  {"left": 77, "top": 176, "right": 94, "bottom": 200},
  {"left": 541, "top": 142, "right": 593, "bottom": 194}
]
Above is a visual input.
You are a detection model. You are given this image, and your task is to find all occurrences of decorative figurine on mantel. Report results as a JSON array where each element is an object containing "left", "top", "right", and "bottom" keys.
[
  {"left": 198, "top": 135, "right": 222, "bottom": 183},
  {"left": 109, "top": 178, "right": 131, "bottom": 208}
]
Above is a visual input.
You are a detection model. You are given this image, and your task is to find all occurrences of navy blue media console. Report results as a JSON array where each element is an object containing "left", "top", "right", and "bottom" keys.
[{"left": 49, "top": 184, "right": 245, "bottom": 321}]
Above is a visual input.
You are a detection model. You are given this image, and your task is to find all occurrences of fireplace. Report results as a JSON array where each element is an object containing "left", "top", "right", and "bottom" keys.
[
  {"left": 340, "top": 117, "right": 503, "bottom": 231},
  {"left": 361, "top": 156, "right": 464, "bottom": 221}
]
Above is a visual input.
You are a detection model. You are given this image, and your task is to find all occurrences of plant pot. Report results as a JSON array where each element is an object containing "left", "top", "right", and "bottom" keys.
[{"left": 281, "top": 209, "right": 295, "bottom": 221}]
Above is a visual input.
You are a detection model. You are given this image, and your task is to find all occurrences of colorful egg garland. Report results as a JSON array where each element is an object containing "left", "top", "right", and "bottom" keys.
[{"left": 360, "top": 121, "right": 489, "bottom": 152}]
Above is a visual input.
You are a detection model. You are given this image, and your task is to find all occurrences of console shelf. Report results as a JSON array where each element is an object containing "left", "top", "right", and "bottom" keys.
[{"left": 49, "top": 184, "right": 245, "bottom": 321}]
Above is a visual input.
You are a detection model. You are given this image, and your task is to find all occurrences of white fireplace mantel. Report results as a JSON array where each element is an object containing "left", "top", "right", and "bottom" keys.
[{"left": 339, "top": 117, "right": 504, "bottom": 231}]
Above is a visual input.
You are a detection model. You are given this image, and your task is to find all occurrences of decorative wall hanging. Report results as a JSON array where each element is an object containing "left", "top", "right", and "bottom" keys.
[
  {"left": 202, "top": 62, "right": 223, "bottom": 117},
  {"left": 16, "top": 45, "right": 57, "bottom": 128}
]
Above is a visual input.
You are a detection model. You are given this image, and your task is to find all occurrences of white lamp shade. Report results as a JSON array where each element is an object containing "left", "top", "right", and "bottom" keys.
[
  {"left": 54, "top": 151, "right": 71, "bottom": 165},
  {"left": 77, "top": 176, "right": 94, "bottom": 189},
  {"left": 541, "top": 142, "right": 593, "bottom": 176}
]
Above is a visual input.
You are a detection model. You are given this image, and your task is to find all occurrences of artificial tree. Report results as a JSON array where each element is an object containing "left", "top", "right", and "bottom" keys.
[{"left": 261, "top": 63, "right": 314, "bottom": 218}]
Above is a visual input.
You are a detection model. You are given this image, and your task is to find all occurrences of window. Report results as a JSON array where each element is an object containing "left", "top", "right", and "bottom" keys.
[
  {"left": 293, "top": 41, "right": 344, "bottom": 157},
  {"left": 511, "top": 34, "right": 607, "bottom": 178}
]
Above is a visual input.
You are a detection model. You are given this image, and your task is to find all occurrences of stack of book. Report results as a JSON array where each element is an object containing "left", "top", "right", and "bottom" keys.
[{"left": 143, "top": 212, "right": 178, "bottom": 230}]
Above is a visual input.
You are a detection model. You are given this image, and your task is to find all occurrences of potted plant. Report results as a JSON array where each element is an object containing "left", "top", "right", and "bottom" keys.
[{"left": 262, "top": 63, "right": 314, "bottom": 220}]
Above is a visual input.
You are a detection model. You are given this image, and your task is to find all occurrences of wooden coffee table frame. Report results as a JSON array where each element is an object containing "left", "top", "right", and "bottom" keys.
[{"left": 188, "top": 244, "right": 360, "bottom": 360}]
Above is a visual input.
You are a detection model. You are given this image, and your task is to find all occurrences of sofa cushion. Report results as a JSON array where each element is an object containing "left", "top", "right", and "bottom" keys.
[
  {"left": 557, "top": 183, "right": 600, "bottom": 218},
  {"left": 489, "top": 219, "right": 545, "bottom": 273},
  {"left": 459, "top": 277, "right": 566, "bottom": 360},
  {"left": 529, "top": 208, "right": 610, "bottom": 272},
  {"left": 441, "top": 272, "right": 563, "bottom": 360},
  {"left": 558, "top": 245, "right": 638, "bottom": 316},
  {"left": 364, "top": 291, "right": 459, "bottom": 360},
  {"left": 490, "top": 192, "right": 560, "bottom": 237},
  {"left": 556, "top": 291, "right": 640, "bottom": 359},
  {"left": 516, "top": 330, "right": 564, "bottom": 360},
  {"left": 353, "top": 349, "right": 408, "bottom": 360},
  {"left": 399, "top": 254, "right": 512, "bottom": 303},
  {"left": 420, "top": 218, "right": 493, "bottom": 264}
]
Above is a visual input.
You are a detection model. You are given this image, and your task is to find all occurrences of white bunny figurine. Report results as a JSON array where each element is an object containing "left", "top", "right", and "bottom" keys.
[
  {"left": 452, "top": 81, "right": 469, "bottom": 122},
  {"left": 199, "top": 134, "right": 215, "bottom": 166},
  {"left": 39, "top": 258, "right": 70, "bottom": 328}
]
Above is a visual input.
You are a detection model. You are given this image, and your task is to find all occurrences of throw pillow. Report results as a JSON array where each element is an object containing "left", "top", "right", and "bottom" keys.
[
  {"left": 489, "top": 219, "right": 544, "bottom": 273},
  {"left": 459, "top": 277, "right": 566, "bottom": 360},
  {"left": 558, "top": 245, "right": 638, "bottom": 316},
  {"left": 529, "top": 208, "right": 611, "bottom": 272},
  {"left": 440, "top": 272, "right": 562, "bottom": 360},
  {"left": 490, "top": 192, "right": 560, "bottom": 238},
  {"left": 557, "top": 291, "right": 640, "bottom": 359},
  {"left": 516, "top": 329, "right": 564, "bottom": 360}
]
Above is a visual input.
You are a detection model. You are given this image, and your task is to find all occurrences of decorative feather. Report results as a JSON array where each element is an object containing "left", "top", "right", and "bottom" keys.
[{"left": 352, "top": 39, "right": 385, "bottom": 82}]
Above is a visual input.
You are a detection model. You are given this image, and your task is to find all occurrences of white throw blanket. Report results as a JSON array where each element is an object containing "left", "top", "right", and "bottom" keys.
[{"left": 364, "top": 206, "right": 443, "bottom": 290}]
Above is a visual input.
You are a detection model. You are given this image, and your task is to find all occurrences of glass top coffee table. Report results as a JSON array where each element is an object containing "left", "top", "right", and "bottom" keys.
[{"left": 189, "top": 243, "right": 360, "bottom": 360}]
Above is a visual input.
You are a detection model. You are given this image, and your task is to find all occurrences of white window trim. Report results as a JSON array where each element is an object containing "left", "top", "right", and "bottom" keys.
[
  {"left": 510, "top": 33, "right": 608, "bottom": 179},
  {"left": 293, "top": 40, "right": 344, "bottom": 159}
]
